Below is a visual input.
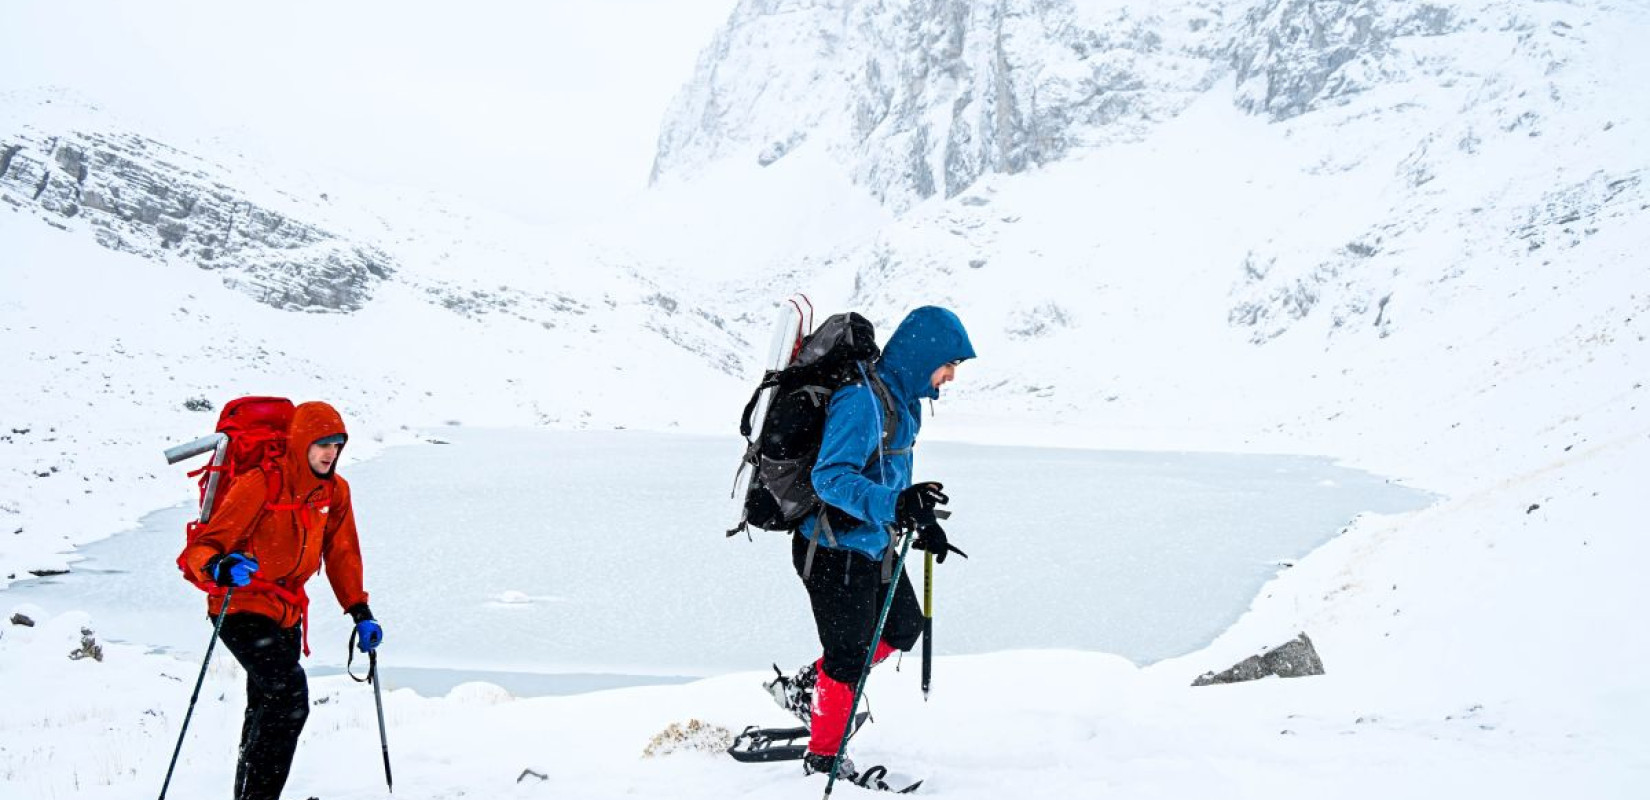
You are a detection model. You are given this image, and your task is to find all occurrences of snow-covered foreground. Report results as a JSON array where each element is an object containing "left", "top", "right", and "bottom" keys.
[{"left": 4, "top": 422, "right": 1646, "bottom": 798}]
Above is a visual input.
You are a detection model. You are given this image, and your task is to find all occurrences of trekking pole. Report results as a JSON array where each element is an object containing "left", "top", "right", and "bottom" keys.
[
  {"left": 158, "top": 588, "right": 234, "bottom": 800},
  {"left": 921, "top": 550, "right": 934, "bottom": 700},
  {"left": 370, "top": 651, "right": 394, "bottom": 793},
  {"left": 823, "top": 530, "right": 916, "bottom": 799}
]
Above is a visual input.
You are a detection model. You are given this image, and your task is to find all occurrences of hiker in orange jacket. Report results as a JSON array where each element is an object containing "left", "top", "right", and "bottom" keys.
[{"left": 179, "top": 400, "right": 381, "bottom": 800}]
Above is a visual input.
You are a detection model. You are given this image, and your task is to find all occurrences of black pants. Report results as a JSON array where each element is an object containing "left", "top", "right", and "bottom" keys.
[
  {"left": 216, "top": 613, "right": 309, "bottom": 800},
  {"left": 792, "top": 533, "right": 925, "bottom": 685}
]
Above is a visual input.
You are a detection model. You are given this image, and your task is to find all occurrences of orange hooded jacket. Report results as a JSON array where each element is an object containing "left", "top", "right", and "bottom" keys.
[{"left": 181, "top": 401, "right": 369, "bottom": 629}]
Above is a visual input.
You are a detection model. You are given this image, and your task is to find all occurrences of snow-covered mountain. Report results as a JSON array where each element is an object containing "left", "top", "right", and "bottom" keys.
[
  {"left": 652, "top": 0, "right": 1229, "bottom": 210},
  {"left": 650, "top": 0, "right": 1648, "bottom": 458}
]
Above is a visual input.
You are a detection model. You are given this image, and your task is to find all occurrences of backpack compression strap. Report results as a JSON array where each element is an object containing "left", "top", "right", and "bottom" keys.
[{"left": 738, "top": 371, "right": 784, "bottom": 438}]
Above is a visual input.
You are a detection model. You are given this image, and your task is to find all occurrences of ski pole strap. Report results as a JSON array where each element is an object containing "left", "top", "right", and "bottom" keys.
[{"left": 347, "top": 627, "right": 372, "bottom": 683}]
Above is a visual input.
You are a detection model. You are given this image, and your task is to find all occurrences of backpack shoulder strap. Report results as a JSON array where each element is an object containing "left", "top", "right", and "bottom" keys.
[
  {"left": 738, "top": 370, "right": 783, "bottom": 438},
  {"left": 864, "top": 368, "right": 907, "bottom": 458}
]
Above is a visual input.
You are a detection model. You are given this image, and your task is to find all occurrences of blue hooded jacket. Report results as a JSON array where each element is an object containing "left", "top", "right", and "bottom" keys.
[{"left": 800, "top": 306, "right": 976, "bottom": 561}]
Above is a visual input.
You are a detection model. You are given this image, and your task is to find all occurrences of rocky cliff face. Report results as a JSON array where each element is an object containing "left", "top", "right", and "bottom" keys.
[
  {"left": 1231, "top": 0, "right": 1460, "bottom": 121},
  {"left": 0, "top": 106, "right": 752, "bottom": 384},
  {"left": 1, "top": 128, "right": 393, "bottom": 312},
  {"left": 1224, "top": 0, "right": 1645, "bottom": 344},
  {"left": 651, "top": 0, "right": 1231, "bottom": 211}
]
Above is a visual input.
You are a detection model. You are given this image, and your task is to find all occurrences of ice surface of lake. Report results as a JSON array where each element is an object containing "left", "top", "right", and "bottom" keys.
[{"left": 9, "top": 429, "right": 1429, "bottom": 694}]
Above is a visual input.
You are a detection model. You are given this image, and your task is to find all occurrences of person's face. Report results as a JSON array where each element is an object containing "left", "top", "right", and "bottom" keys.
[
  {"left": 308, "top": 442, "right": 343, "bottom": 475},
  {"left": 930, "top": 361, "right": 961, "bottom": 391}
]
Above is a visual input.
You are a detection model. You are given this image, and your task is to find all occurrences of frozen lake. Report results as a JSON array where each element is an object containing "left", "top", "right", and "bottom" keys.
[{"left": 8, "top": 429, "right": 1429, "bottom": 695}]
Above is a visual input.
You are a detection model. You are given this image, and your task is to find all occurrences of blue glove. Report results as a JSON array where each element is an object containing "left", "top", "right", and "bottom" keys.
[
  {"left": 206, "top": 552, "right": 259, "bottom": 588},
  {"left": 355, "top": 619, "right": 383, "bottom": 652}
]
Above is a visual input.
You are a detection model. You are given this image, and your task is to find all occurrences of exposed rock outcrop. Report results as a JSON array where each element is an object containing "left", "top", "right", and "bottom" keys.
[
  {"left": 1193, "top": 632, "right": 1325, "bottom": 686},
  {"left": 1, "top": 129, "right": 394, "bottom": 312}
]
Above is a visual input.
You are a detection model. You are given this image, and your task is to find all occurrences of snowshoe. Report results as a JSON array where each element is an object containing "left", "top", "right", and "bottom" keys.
[
  {"left": 803, "top": 753, "right": 923, "bottom": 793},
  {"left": 854, "top": 764, "right": 924, "bottom": 794},
  {"left": 727, "top": 712, "right": 869, "bottom": 763}
]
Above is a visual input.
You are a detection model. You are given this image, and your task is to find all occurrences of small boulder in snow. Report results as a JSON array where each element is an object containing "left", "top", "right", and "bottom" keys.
[
  {"left": 68, "top": 627, "right": 103, "bottom": 662},
  {"left": 1193, "top": 632, "right": 1325, "bottom": 686},
  {"left": 9, "top": 613, "right": 34, "bottom": 627}
]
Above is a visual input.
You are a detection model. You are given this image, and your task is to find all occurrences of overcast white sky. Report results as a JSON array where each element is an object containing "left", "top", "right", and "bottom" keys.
[{"left": 1, "top": 0, "right": 739, "bottom": 223}]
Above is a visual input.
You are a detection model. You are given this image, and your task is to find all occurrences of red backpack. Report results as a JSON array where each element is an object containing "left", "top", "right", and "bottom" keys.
[
  {"left": 172, "top": 396, "right": 297, "bottom": 594},
  {"left": 169, "top": 396, "right": 335, "bottom": 656}
]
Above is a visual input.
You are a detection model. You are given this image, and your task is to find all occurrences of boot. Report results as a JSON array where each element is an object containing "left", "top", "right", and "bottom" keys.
[
  {"left": 763, "top": 661, "right": 817, "bottom": 726},
  {"left": 802, "top": 751, "right": 858, "bottom": 781}
]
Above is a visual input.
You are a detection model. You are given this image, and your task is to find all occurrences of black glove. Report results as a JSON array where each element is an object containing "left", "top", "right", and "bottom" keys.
[
  {"left": 895, "top": 482, "right": 949, "bottom": 529},
  {"left": 346, "top": 603, "right": 375, "bottom": 625},
  {"left": 912, "top": 520, "right": 968, "bottom": 564}
]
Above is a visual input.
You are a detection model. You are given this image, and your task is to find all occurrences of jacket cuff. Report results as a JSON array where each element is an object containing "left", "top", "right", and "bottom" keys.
[
  {"left": 346, "top": 602, "right": 374, "bottom": 624},
  {"left": 869, "top": 486, "right": 899, "bottom": 526}
]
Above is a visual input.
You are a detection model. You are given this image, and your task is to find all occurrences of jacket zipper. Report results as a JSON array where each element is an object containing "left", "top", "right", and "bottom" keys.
[{"left": 282, "top": 486, "right": 320, "bottom": 585}]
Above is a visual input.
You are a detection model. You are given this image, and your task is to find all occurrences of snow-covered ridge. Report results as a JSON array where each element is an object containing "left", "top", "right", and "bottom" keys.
[
  {"left": 1, "top": 125, "right": 395, "bottom": 312},
  {"left": 1, "top": 93, "right": 752, "bottom": 380},
  {"left": 650, "top": 0, "right": 1514, "bottom": 213},
  {"left": 651, "top": 0, "right": 1232, "bottom": 210},
  {"left": 1231, "top": 0, "right": 1462, "bottom": 121}
]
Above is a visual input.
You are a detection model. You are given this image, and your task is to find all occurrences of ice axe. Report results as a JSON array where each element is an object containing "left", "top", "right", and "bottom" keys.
[{"left": 164, "top": 433, "right": 231, "bottom": 519}]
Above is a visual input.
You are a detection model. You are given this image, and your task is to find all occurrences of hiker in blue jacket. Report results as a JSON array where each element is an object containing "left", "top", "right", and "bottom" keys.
[{"left": 765, "top": 305, "right": 976, "bottom": 780}]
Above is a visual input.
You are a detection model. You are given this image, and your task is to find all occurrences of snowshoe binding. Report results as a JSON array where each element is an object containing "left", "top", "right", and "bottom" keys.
[
  {"left": 764, "top": 661, "right": 817, "bottom": 725},
  {"left": 727, "top": 712, "right": 869, "bottom": 763},
  {"left": 803, "top": 753, "right": 923, "bottom": 793}
]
